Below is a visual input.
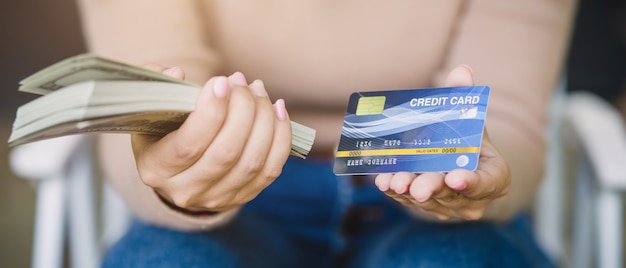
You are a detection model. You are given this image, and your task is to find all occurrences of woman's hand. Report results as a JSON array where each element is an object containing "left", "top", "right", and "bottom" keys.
[
  {"left": 374, "top": 65, "right": 511, "bottom": 221},
  {"left": 131, "top": 65, "right": 293, "bottom": 214}
]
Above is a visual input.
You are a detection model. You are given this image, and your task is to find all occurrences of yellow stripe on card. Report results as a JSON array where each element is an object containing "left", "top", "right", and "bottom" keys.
[
  {"left": 356, "top": 96, "right": 386, "bottom": 115},
  {"left": 335, "top": 147, "right": 480, "bottom": 157}
]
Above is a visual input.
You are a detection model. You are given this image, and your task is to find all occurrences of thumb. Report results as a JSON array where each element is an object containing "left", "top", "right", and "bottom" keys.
[
  {"left": 142, "top": 63, "right": 186, "bottom": 80},
  {"left": 444, "top": 64, "right": 474, "bottom": 87}
]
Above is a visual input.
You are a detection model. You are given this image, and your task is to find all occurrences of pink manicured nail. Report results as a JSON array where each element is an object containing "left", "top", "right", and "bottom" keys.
[
  {"left": 274, "top": 99, "right": 287, "bottom": 120},
  {"left": 228, "top": 72, "right": 247, "bottom": 86},
  {"left": 449, "top": 180, "right": 467, "bottom": 191},
  {"left": 163, "top": 66, "right": 182, "bottom": 77},
  {"left": 458, "top": 64, "right": 473, "bottom": 75},
  {"left": 163, "top": 66, "right": 175, "bottom": 74},
  {"left": 213, "top": 76, "right": 229, "bottom": 98},
  {"left": 249, "top": 79, "right": 268, "bottom": 97}
]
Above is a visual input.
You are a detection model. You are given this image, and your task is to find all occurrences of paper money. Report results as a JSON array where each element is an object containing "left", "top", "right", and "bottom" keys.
[
  {"left": 10, "top": 55, "right": 316, "bottom": 158},
  {"left": 19, "top": 54, "right": 196, "bottom": 95}
]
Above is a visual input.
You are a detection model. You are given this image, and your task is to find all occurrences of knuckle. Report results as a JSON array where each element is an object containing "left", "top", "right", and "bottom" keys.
[
  {"left": 202, "top": 198, "right": 223, "bottom": 211},
  {"left": 171, "top": 141, "right": 203, "bottom": 161},
  {"left": 140, "top": 176, "right": 160, "bottom": 188},
  {"left": 211, "top": 150, "right": 240, "bottom": 169},
  {"left": 170, "top": 193, "right": 194, "bottom": 209},
  {"left": 261, "top": 166, "right": 284, "bottom": 181},
  {"left": 137, "top": 167, "right": 162, "bottom": 188},
  {"left": 241, "top": 158, "right": 265, "bottom": 175}
]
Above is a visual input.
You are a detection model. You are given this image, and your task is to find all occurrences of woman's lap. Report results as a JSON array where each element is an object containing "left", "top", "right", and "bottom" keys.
[
  {"left": 104, "top": 158, "right": 553, "bottom": 267},
  {"left": 104, "top": 213, "right": 552, "bottom": 268},
  {"left": 347, "top": 214, "right": 553, "bottom": 268},
  {"left": 102, "top": 211, "right": 304, "bottom": 268}
]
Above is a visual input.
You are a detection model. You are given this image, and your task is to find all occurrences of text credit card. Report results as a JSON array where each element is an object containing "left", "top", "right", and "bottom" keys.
[{"left": 333, "top": 85, "right": 490, "bottom": 175}]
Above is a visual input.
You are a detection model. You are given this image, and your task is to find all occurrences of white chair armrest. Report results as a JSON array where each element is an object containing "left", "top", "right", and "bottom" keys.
[
  {"left": 564, "top": 91, "right": 626, "bottom": 268},
  {"left": 565, "top": 91, "right": 626, "bottom": 188},
  {"left": 8, "top": 135, "right": 98, "bottom": 268},
  {"left": 9, "top": 135, "right": 86, "bottom": 180}
]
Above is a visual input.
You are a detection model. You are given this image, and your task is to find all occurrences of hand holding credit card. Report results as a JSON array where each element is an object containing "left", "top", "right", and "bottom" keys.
[{"left": 333, "top": 85, "right": 490, "bottom": 175}]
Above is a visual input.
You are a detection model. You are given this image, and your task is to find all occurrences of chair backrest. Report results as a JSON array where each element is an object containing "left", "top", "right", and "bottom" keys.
[{"left": 535, "top": 90, "right": 626, "bottom": 268}]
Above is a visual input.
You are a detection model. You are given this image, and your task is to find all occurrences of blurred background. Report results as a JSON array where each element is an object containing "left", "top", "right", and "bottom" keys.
[
  {"left": 0, "top": 0, "right": 624, "bottom": 267},
  {"left": 0, "top": 0, "right": 85, "bottom": 267}
]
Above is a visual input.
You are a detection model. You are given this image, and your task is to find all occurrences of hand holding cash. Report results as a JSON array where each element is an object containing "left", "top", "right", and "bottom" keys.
[
  {"left": 9, "top": 54, "right": 315, "bottom": 159},
  {"left": 132, "top": 68, "right": 299, "bottom": 214}
]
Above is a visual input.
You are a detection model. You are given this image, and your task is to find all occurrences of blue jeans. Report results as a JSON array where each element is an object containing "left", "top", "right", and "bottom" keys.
[{"left": 103, "top": 157, "right": 553, "bottom": 268}]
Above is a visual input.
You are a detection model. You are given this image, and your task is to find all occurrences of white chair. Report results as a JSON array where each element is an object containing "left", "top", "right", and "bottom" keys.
[
  {"left": 9, "top": 135, "right": 130, "bottom": 268},
  {"left": 535, "top": 89, "right": 626, "bottom": 268}
]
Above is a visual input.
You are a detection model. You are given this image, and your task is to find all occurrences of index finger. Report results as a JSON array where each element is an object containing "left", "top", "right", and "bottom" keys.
[{"left": 133, "top": 76, "right": 230, "bottom": 179}]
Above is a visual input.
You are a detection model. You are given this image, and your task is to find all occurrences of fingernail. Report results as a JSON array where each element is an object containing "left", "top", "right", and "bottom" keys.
[
  {"left": 375, "top": 179, "right": 388, "bottom": 191},
  {"left": 274, "top": 99, "right": 287, "bottom": 120},
  {"left": 452, "top": 183, "right": 467, "bottom": 191},
  {"left": 249, "top": 79, "right": 268, "bottom": 97},
  {"left": 228, "top": 72, "right": 247, "bottom": 86},
  {"left": 213, "top": 76, "right": 228, "bottom": 98},
  {"left": 163, "top": 67, "right": 176, "bottom": 75},
  {"left": 458, "top": 64, "right": 473, "bottom": 75},
  {"left": 163, "top": 66, "right": 181, "bottom": 76},
  {"left": 449, "top": 179, "right": 467, "bottom": 191}
]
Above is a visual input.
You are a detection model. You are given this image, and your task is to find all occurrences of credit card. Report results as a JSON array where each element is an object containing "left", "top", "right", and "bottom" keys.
[{"left": 333, "top": 85, "right": 490, "bottom": 175}]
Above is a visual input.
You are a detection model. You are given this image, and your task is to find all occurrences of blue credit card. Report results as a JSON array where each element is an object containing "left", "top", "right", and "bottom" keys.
[{"left": 333, "top": 85, "right": 490, "bottom": 175}]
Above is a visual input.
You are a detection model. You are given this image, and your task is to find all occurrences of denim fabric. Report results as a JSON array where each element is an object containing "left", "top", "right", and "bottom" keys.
[{"left": 103, "top": 157, "right": 553, "bottom": 268}]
